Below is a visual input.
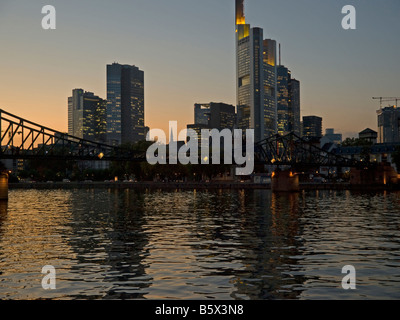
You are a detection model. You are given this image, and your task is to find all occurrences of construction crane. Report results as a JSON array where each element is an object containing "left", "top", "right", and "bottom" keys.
[{"left": 372, "top": 97, "right": 400, "bottom": 108}]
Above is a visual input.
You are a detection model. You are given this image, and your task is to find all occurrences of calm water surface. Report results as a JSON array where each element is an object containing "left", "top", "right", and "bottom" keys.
[{"left": 0, "top": 188, "right": 399, "bottom": 300}]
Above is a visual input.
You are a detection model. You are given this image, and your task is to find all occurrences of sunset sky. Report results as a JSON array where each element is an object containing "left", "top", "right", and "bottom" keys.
[{"left": 0, "top": 0, "right": 399, "bottom": 139}]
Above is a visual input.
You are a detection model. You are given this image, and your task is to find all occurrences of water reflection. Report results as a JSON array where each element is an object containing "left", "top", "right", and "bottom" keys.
[
  {"left": 66, "top": 189, "right": 151, "bottom": 299},
  {"left": 0, "top": 189, "right": 400, "bottom": 300}
]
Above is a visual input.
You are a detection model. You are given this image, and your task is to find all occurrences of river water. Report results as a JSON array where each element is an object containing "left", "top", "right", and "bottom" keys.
[{"left": 0, "top": 188, "right": 399, "bottom": 300}]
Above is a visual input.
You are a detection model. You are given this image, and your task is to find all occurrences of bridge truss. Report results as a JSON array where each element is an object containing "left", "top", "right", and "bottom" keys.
[
  {"left": 0, "top": 109, "right": 145, "bottom": 162},
  {"left": 254, "top": 132, "right": 358, "bottom": 168}
]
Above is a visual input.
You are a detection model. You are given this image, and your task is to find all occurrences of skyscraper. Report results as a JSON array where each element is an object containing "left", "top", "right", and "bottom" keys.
[
  {"left": 288, "top": 77, "right": 301, "bottom": 136},
  {"left": 68, "top": 89, "right": 107, "bottom": 143},
  {"left": 194, "top": 103, "right": 211, "bottom": 126},
  {"left": 235, "top": 0, "right": 278, "bottom": 141},
  {"left": 194, "top": 102, "right": 236, "bottom": 130},
  {"left": 377, "top": 106, "right": 400, "bottom": 143},
  {"left": 302, "top": 116, "right": 323, "bottom": 138},
  {"left": 107, "top": 63, "right": 145, "bottom": 146},
  {"left": 277, "top": 63, "right": 301, "bottom": 137},
  {"left": 235, "top": 1, "right": 300, "bottom": 140},
  {"left": 263, "top": 39, "right": 278, "bottom": 138},
  {"left": 277, "top": 65, "right": 289, "bottom": 136},
  {"left": 208, "top": 103, "right": 236, "bottom": 131}
]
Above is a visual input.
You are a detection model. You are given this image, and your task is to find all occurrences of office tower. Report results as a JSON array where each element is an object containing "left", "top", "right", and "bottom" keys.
[
  {"left": 194, "top": 103, "right": 211, "bottom": 126},
  {"left": 68, "top": 89, "right": 107, "bottom": 143},
  {"left": 188, "top": 102, "right": 236, "bottom": 144},
  {"left": 194, "top": 102, "right": 236, "bottom": 130},
  {"left": 324, "top": 128, "right": 343, "bottom": 144},
  {"left": 236, "top": 1, "right": 265, "bottom": 142},
  {"left": 303, "top": 116, "right": 322, "bottom": 138},
  {"left": 263, "top": 39, "right": 278, "bottom": 138},
  {"left": 208, "top": 103, "right": 236, "bottom": 130},
  {"left": 236, "top": 0, "right": 284, "bottom": 141},
  {"left": 288, "top": 78, "right": 301, "bottom": 136},
  {"left": 276, "top": 65, "right": 290, "bottom": 136},
  {"left": 377, "top": 106, "right": 400, "bottom": 143},
  {"left": 107, "top": 63, "right": 145, "bottom": 146}
]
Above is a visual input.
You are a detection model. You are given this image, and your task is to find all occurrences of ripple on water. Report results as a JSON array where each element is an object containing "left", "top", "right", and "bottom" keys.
[{"left": 0, "top": 189, "right": 400, "bottom": 299}]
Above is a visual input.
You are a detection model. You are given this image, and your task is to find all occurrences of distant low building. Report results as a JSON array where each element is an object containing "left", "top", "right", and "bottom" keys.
[
  {"left": 359, "top": 128, "right": 378, "bottom": 145},
  {"left": 336, "top": 142, "right": 400, "bottom": 167},
  {"left": 2, "top": 158, "right": 24, "bottom": 174},
  {"left": 324, "top": 128, "right": 342, "bottom": 144},
  {"left": 321, "top": 128, "right": 342, "bottom": 150}
]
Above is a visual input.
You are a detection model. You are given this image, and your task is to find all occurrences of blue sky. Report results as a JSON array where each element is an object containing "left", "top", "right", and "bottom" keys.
[{"left": 0, "top": 0, "right": 399, "bottom": 138}]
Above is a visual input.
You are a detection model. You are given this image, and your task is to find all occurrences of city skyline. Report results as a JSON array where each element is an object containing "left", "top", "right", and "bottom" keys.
[{"left": 1, "top": 0, "right": 400, "bottom": 140}]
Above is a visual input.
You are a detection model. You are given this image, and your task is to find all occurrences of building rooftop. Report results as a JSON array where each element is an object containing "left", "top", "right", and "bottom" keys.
[{"left": 359, "top": 128, "right": 377, "bottom": 135}]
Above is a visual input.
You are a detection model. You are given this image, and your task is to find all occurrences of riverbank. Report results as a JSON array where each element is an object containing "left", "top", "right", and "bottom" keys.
[{"left": 8, "top": 181, "right": 400, "bottom": 191}]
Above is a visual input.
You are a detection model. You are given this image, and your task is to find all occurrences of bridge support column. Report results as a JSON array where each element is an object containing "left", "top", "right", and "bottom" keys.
[
  {"left": 0, "top": 173, "right": 8, "bottom": 201},
  {"left": 271, "top": 169, "right": 299, "bottom": 192}
]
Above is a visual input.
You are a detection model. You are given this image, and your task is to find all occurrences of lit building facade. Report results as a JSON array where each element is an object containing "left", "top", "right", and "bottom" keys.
[
  {"left": 263, "top": 39, "right": 278, "bottom": 138},
  {"left": 236, "top": 0, "right": 275, "bottom": 142},
  {"left": 377, "top": 106, "right": 400, "bottom": 143},
  {"left": 189, "top": 102, "right": 236, "bottom": 142},
  {"left": 277, "top": 65, "right": 289, "bottom": 136},
  {"left": 277, "top": 65, "right": 301, "bottom": 137},
  {"left": 194, "top": 103, "right": 211, "bottom": 126},
  {"left": 107, "top": 63, "right": 145, "bottom": 145},
  {"left": 302, "top": 116, "right": 322, "bottom": 138},
  {"left": 288, "top": 78, "right": 301, "bottom": 136},
  {"left": 209, "top": 103, "right": 236, "bottom": 131},
  {"left": 68, "top": 89, "right": 107, "bottom": 143}
]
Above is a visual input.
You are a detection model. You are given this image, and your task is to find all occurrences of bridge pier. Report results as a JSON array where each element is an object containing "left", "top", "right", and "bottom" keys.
[
  {"left": 0, "top": 173, "right": 8, "bottom": 201},
  {"left": 271, "top": 169, "right": 299, "bottom": 192}
]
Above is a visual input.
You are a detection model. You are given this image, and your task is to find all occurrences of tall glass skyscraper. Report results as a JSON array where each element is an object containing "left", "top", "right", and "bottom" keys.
[
  {"left": 68, "top": 89, "right": 107, "bottom": 143},
  {"left": 235, "top": 0, "right": 277, "bottom": 141},
  {"left": 277, "top": 65, "right": 290, "bottom": 136},
  {"left": 303, "top": 116, "right": 323, "bottom": 138},
  {"left": 263, "top": 39, "right": 278, "bottom": 139},
  {"left": 377, "top": 106, "right": 400, "bottom": 143},
  {"left": 235, "top": 0, "right": 301, "bottom": 140},
  {"left": 277, "top": 65, "right": 301, "bottom": 136},
  {"left": 288, "top": 78, "right": 301, "bottom": 136},
  {"left": 107, "top": 63, "right": 145, "bottom": 146}
]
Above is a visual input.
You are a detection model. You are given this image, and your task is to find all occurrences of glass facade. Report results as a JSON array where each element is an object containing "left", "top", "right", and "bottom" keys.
[
  {"left": 263, "top": 39, "right": 277, "bottom": 139},
  {"left": 236, "top": 0, "right": 300, "bottom": 141},
  {"left": 236, "top": 25, "right": 264, "bottom": 142},
  {"left": 302, "top": 116, "right": 322, "bottom": 138},
  {"left": 68, "top": 89, "right": 107, "bottom": 143},
  {"left": 277, "top": 66, "right": 289, "bottom": 136},
  {"left": 377, "top": 106, "right": 400, "bottom": 143},
  {"left": 288, "top": 78, "right": 301, "bottom": 136},
  {"left": 107, "top": 63, "right": 145, "bottom": 146},
  {"left": 194, "top": 103, "right": 211, "bottom": 126}
]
